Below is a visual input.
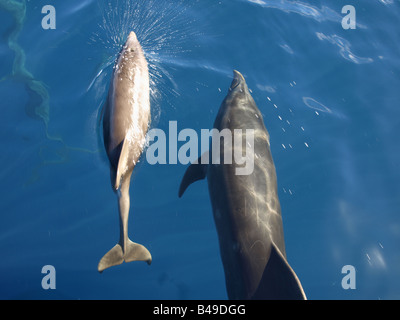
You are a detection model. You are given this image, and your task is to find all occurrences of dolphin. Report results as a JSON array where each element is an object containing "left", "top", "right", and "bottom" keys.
[
  {"left": 98, "top": 31, "right": 152, "bottom": 273},
  {"left": 179, "top": 70, "right": 306, "bottom": 299}
]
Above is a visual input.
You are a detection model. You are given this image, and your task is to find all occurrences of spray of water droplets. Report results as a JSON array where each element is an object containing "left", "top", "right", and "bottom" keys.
[{"left": 89, "top": 0, "right": 200, "bottom": 126}]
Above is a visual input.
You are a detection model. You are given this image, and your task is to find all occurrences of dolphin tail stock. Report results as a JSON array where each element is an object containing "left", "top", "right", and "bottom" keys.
[
  {"left": 178, "top": 153, "right": 208, "bottom": 198},
  {"left": 99, "top": 163, "right": 152, "bottom": 273},
  {"left": 97, "top": 239, "right": 152, "bottom": 273},
  {"left": 252, "top": 243, "right": 307, "bottom": 300}
]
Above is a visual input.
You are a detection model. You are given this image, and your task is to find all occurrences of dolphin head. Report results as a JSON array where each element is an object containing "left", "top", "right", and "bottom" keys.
[
  {"left": 230, "top": 70, "right": 245, "bottom": 90},
  {"left": 225, "top": 70, "right": 251, "bottom": 102},
  {"left": 114, "top": 31, "right": 143, "bottom": 73},
  {"left": 214, "top": 70, "right": 262, "bottom": 130},
  {"left": 125, "top": 31, "right": 139, "bottom": 48}
]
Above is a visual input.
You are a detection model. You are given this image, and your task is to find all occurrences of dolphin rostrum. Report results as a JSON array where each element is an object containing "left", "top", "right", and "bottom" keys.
[
  {"left": 179, "top": 70, "right": 306, "bottom": 299},
  {"left": 98, "top": 31, "right": 152, "bottom": 273}
]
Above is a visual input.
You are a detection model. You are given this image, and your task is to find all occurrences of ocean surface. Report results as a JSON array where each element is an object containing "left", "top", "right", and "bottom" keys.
[{"left": 0, "top": 0, "right": 399, "bottom": 300}]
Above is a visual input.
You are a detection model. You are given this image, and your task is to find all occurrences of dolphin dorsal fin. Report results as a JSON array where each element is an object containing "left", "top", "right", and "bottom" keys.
[
  {"left": 252, "top": 243, "right": 307, "bottom": 300},
  {"left": 178, "top": 153, "right": 209, "bottom": 197}
]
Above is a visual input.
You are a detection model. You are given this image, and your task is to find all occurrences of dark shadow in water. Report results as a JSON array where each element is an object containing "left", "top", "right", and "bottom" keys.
[
  {"left": 1, "top": 0, "right": 103, "bottom": 186},
  {"left": 0, "top": 0, "right": 50, "bottom": 127}
]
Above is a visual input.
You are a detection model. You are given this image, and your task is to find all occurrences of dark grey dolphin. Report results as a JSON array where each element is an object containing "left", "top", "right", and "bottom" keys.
[
  {"left": 179, "top": 71, "right": 306, "bottom": 299},
  {"left": 98, "top": 31, "right": 152, "bottom": 273}
]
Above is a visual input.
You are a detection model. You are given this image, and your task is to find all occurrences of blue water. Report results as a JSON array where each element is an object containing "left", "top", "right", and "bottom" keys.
[{"left": 0, "top": 0, "right": 399, "bottom": 300}]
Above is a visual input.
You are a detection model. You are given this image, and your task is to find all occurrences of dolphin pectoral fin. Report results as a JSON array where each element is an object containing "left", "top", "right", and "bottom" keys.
[
  {"left": 98, "top": 243, "right": 124, "bottom": 273},
  {"left": 252, "top": 243, "right": 307, "bottom": 300},
  {"left": 98, "top": 100, "right": 107, "bottom": 128},
  {"left": 114, "top": 139, "right": 130, "bottom": 190},
  {"left": 124, "top": 239, "right": 152, "bottom": 265},
  {"left": 178, "top": 155, "right": 208, "bottom": 197}
]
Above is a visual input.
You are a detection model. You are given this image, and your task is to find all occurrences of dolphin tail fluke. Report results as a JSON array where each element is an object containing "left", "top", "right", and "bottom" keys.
[
  {"left": 98, "top": 244, "right": 124, "bottom": 273},
  {"left": 252, "top": 243, "right": 307, "bottom": 300},
  {"left": 98, "top": 240, "right": 152, "bottom": 273},
  {"left": 124, "top": 239, "right": 152, "bottom": 264}
]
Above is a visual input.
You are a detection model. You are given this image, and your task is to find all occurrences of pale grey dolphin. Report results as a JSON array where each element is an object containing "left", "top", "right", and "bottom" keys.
[
  {"left": 99, "top": 31, "right": 152, "bottom": 273},
  {"left": 179, "top": 71, "right": 306, "bottom": 299}
]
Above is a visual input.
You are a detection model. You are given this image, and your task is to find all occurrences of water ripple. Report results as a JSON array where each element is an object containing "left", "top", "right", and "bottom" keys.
[
  {"left": 316, "top": 32, "right": 374, "bottom": 64},
  {"left": 246, "top": 0, "right": 343, "bottom": 23},
  {"left": 64, "top": 0, "right": 94, "bottom": 15},
  {"left": 303, "top": 97, "right": 332, "bottom": 114}
]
